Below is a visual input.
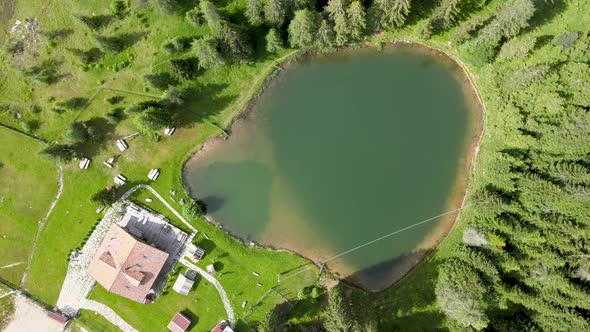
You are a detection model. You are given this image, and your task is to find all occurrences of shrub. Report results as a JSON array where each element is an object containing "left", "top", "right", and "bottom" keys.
[
  {"left": 162, "top": 36, "right": 191, "bottom": 54},
  {"left": 105, "top": 95, "right": 124, "bottom": 105},
  {"left": 185, "top": 7, "right": 204, "bottom": 26},
  {"left": 57, "top": 97, "right": 88, "bottom": 111},
  {"left": 182, "top": 199, "right": 204, "bottom": 220}
]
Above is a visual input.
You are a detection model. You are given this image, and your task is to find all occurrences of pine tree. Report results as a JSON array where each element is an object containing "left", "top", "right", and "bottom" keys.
[
  {"left": 288, "top": 9, "right": 319, "bottom": 48},
  {"left": 200, "top": 0, "right": 223, "bottom": 34},
  {"left": 134, "top": 106, "right": 174, "bottom": 133},
  {"left": 265, "top": 28, "right": 283, "bottom": 53},
  {"left": 265, "top": 0, "right": 287, "bottom": 28},
  {"left": 432, "top": 0, "right": 461, "bottom": 29},
  {"left": 192, "top": 37, "right": 224, "bottom": 69},
  {"left": 323, "top": 288, "right": 352, "bottom": 332},
  {"left": 347, "top": 1, "right": 366, "bottom": 40},
  {"left": 294, "top": 0, "right": 315, "bottom": 10},
  {"left": 436, "top": 260, "right": 489, "bottom": 330},
  {"left": 217, "top": 21, "right": 253, "bottom": 61},
  {"left": 315, "top": 19, "right": 335, "bottom": 53},
  {"left": 325, "top": 0, "right": 349, "bottom": 45},
  {"left": 245, "top": 0, "right": 264, "bottom": 26},
  {"left": 372, "top": 0, "right": 411, "bottom": 29},
  {"left": 478, "top": 0, "right": 535, "bottom": 44}
]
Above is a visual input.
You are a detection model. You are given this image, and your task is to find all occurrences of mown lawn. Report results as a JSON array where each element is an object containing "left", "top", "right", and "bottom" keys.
[
  {"left": 88, "top": 209, "right": 318, "bottom": 331},
  {"left": 70, "top": 310, "right": 120, "bottom": 332},
  {"left": 0, "top": 129, "right": 57, "bottom": 286}
]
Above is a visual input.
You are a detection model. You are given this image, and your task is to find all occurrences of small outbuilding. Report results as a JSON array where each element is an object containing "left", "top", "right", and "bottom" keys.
[
  {"left": 192, "top": 246, "right": 205, "bottom": 261},
  {"left": 206, "top": 264, "right": 216, "bottom": 275},
  {"left": 167, "top": 312, "right": 191, "bottom": 332},
  {"left": 211, "top": 320, "right": 233, "bottom": 332},
  {"left": 164, "top": 127, "right": 176, "bottom": 136},
  {"left": 173, "top": 273, "right": 195, "bottom": 296}
]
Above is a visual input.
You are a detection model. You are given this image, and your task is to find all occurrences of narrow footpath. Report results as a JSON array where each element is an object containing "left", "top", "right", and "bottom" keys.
[{"left": 179, "top": 258, "right": 235, "bottom": 324}]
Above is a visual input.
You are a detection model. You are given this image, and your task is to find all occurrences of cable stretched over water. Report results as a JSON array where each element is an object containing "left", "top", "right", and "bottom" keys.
[
  {"left": 279, "top": 187, "right": 590, "bottom": 283},
  {"left": 279, "top": 202, "right": 475, "bottom": 282}
]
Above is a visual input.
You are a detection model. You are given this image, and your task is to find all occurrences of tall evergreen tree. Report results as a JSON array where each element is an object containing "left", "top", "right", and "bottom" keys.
[
  {"left": 200, "top": 0, "right": 223, "bottom": 34},
  {"left": 265, "top": 28, "right": 283, "bottom": 53},
  {"left": 325, "top": 0, "right": 349, "bottom": 45},
  {"left": 346, "top": 1, "right": 366, "bottom": 40},
  {"left": 217, "top": 21, "right": 254, "bottom": 61},
  {"left": 288, "top": 9, "right": 319, "bottom": 48},
  {"left": 134, "top": 106, "right": 174, "bottom": 133},
  {"left": 294, "top": 0, "right": 315, "bottom": 10},
  {"left": 245, "top": 0, "right": 264, "bottom": 26},
  {"left": 478, "top": 0, "right": 535, "bottom": 44},
  {"left": 315, "top": 19, "right": 335, "bottom": 53},
  {"left": 265, "top": 0, "right": 287, "bottom": 28},
  {"left": 371, "top": 0, "right": 411, "bottom": 29},
  {"left": 192, "top": 37, "right": 224, "bottom": 69},
  {"left": 323, "top": 288, "right": 352, "bottom": 332},
  {"left": 432, "top": 0, "right": 461, "bottom": 29},
  {"left": 436, "top": 260, "right": 490, "bottom": 330}
]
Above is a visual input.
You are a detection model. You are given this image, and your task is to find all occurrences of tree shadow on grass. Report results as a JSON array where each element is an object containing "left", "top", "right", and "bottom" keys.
[
  {"left": 173, "top": 83, "right": 235, "bottom": 129},
  {"left": 197, "top": 238, "right": 216, "bottom": 255},
  {"left": 526, "top": 0, "right": 568, "bottom": 33},
  {"left": 73, "top": 117, "right": 115, "bottom": 159}
]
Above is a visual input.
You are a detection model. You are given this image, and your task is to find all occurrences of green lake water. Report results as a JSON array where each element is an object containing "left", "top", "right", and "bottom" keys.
[{"left": 184, "top": 45, "right": 477, "bottom": 291}]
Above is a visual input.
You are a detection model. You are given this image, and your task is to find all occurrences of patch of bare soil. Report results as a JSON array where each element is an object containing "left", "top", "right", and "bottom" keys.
[{"left": 3, "top": 294, "right": 64, "bottom": 332}]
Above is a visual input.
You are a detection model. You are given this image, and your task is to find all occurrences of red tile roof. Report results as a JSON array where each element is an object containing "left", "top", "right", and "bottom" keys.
[
  {"left": 87, "top": 224, "right": 169, "bottom": 303},
  {"left": 167, "top": 313, "right": 191, "bottom": 332}
]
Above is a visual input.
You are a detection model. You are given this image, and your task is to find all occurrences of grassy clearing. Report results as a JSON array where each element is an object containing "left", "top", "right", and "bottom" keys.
[
  {"left": 69, "top": 310, "right": 120, "bottom": 332},
  {"left": 0, "top": 129, "right": 57, "bottom": 286}
]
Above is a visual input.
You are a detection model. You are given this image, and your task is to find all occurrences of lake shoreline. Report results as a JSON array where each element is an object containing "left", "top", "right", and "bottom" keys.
[{"left": 181, "top": 41, "right": 485, "bottom": 293}]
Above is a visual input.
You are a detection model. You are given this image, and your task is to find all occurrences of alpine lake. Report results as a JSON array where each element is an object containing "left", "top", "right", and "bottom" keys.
[{"left": 184, "top": 43, "right": 481, "bottom": 291}]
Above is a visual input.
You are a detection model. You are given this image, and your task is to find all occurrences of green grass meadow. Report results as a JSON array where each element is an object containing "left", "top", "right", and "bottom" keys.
[{"left": 0, "top": 129, "right": 57, "bottom": 286}]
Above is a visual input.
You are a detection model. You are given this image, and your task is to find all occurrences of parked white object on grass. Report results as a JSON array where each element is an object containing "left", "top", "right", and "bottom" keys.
[
  {"left": 163, "top": 127, "right": 176, "bottom": 136},
  {"left": 116, "top": 139, "right": 128, "bottom": 152},
  {"left": 79, "top": 158, "right": 90, "bottom": 170},
  {"left": 147, "top": 169, "right": 160, "bottom": 181}
]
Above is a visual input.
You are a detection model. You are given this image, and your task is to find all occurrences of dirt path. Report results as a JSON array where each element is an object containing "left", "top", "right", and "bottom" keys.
[
  {"left": 179, "top": 258, "right": 235, "bottom": 324},
  {"left": 20, "top": 165, "right": 64, "bottom": 287},
  {"left": 79, "top": 299, "right": 138, "bottom": 332}
]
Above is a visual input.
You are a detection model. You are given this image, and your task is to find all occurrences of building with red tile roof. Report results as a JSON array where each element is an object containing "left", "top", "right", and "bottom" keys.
[
  {"left": 167, "top": 312, "right": 191, "bottom": 332},
  {"left": 87, "top": 224, "right": 169, "bottom": 303}
]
